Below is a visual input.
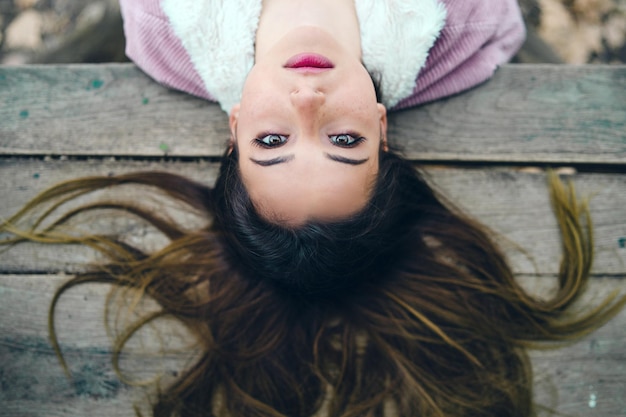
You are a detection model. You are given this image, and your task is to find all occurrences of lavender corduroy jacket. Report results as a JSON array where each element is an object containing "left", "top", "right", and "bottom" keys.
[{"left": 119, "top": 0, "right": 525, "bottom": 113}]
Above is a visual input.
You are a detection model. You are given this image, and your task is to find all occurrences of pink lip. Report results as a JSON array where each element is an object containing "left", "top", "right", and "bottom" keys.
[{"left": 284, "top": 53, "right": 334, "bottom": 71}]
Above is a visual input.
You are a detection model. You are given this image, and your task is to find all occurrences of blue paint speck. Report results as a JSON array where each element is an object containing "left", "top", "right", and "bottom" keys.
[
  {"left": 73, "top": 364, "right": 121, "bottom": 399},
  {"left": 19, "top": 110, "right": 29, "bottom": 119},
  {"left": 619, "top": 238, "right": 626, "bottom": 248},
  {"left": 33, "top": 173, "right": 40, "bottom": 179}
]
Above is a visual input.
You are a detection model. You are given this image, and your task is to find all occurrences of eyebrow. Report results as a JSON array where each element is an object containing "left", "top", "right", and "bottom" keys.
[
  {"left": 250, "top": 153, "right": 369, "bottom": 167},
  {"left": 250, "top": 155, "right": 295, "bottom": 166},
  {"left": 324, "top": 153, "right": 369, "bottom": 166}
]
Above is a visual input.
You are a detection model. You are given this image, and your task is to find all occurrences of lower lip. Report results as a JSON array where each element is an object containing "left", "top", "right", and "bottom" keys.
[{"left": 284, "top": 53, "right": 334, "bottom": 70}]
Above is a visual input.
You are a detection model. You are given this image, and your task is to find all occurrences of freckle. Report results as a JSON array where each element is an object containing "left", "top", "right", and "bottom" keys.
[{"left": 19, "top": 110, "right": 29, "bottom": 119}]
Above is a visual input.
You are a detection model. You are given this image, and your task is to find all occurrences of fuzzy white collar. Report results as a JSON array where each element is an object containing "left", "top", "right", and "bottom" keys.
[{"left": 162, "top": 0, "right": 446, "bottom": 113}]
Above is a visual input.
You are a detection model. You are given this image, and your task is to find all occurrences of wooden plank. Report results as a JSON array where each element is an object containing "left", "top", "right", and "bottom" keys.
[
  {"left": 389, "top": 65, "right": 626, "bottom": 164},
  {"left": 0, "top": 274, "right": 194, "bottom": 417},
  {"left": 1, "top": 63, "right": 624, "bottom": 416},
  {"left": 425, "top": 167, "right": 626, "bottom": 276},
  {"left": 1, "top": 159, "right": 625, "bottom": 275},
  {"left": 0, "top": 274, "right": 624, "bottom": 417},
  {"left": 1, "top": 65, "right": 625, "bottom": 164},
  {"left": 0, "top": 64, "right": 228, "bottom": 158}
]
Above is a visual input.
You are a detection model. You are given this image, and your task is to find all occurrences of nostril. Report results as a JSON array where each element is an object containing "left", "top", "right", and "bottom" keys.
[{"left": 291, "top": 88, "right": 325, "bottom": 104}]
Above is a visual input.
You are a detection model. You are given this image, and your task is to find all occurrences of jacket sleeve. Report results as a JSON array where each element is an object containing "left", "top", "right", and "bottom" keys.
[
  {"left": 392, "top": 0, "right": 526, "bottom": 110},
  {"left": 119, "top": 0, "right": 216, "bottom": 102}
]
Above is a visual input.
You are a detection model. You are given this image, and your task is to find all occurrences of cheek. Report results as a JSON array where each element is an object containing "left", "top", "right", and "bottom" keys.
[
  {"left": 346, "top": 71, "right": 378, "bottom": 104},
  {"left": 340, "top": 86, "right": 370, "bottom": 111},
  {"left": 239, "top": 70, "right": 276, "bottom": 113}
]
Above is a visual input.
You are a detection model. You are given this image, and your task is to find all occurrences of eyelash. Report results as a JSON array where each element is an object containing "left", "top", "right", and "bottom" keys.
[
  {"left": 251, "top": 133, "right": 365, "bottom": 148},
  {"left": 252, "top": 133, "right": 288, "bottom": 149},
  {"left": 330, "top": 133, "right": 366, "bottom": 148}
]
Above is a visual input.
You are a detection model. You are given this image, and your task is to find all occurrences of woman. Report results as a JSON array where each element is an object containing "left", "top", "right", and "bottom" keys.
[
  {"left": 2, "top": 0, "right": 624, "bottom": 416},
  {"left": 123, "top": 0, "right": 525, "bottom": 223},
  {"left": 118, "top": 0, "right": 527, "bottom": 294}
]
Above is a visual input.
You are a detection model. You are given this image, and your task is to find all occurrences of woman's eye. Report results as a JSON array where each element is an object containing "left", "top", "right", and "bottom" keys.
[
  {"left": 256, "top": 134, "right": 288, "bottom": 147},
  {"left": 330, "top": 134, "right": 363, "bottom": 147}
]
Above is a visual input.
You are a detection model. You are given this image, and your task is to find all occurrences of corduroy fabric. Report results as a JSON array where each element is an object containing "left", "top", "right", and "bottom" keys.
[
  {"left": 393, "top": 0, "right": 525, "bottom": 109},
  {"left": 120, "top": 0, "right": 214, "bottom": 101}
]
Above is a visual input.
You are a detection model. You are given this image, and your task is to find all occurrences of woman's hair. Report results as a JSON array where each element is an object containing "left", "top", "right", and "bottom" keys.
[
  {"left": 212, "top": 148, "right": 426, "bottom": 297},
  {"left": 2, "top": 149, "right": 624, "bottom": 417}
]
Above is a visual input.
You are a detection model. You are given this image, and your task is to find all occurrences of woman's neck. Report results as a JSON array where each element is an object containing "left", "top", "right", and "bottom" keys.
[{"left": 255, "top": 0, "right": 361, "bottom": 61}]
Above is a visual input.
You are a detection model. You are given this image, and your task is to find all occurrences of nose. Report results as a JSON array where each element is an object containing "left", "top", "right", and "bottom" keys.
[{"left": 290, "top": 86, "right": 325, "bottom": 113}]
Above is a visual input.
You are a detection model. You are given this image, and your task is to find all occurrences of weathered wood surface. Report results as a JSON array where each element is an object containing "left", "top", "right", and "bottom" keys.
[
  {"left": 0, "top": 274, "right": 624, "bottom": 417},
  {"left": 1, "top": 160, "right": 625, "bottom": 276},
  {"left": 1, "top": 64, "right": 625, "bottom": 416},
  {"left": 0, "top": 275, "right": 194, "bottom": 417},
  {"left": 1, "top": 64, "right": 625, "bottom": 163}
]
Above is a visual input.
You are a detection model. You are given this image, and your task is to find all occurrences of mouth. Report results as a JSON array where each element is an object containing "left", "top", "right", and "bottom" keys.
[{"left": 284, "top": 53, "right": 334, "bottom": 73}]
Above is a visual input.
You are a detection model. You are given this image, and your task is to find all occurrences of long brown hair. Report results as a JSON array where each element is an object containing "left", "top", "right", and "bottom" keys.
[{"left": 1, "top": 150, "right": 624, "bottom": 417}]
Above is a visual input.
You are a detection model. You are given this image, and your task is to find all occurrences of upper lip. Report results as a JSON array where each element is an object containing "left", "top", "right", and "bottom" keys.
[{"left": 284, "top": 53, "right": 334, "bottom": 69}]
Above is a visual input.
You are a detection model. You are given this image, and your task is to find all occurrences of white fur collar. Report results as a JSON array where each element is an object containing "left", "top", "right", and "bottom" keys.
[
  {"left": 356, "top": 0, "right": 446, "bottom": 107},
  {"left": 162, "top": 0, "right": 446, "bottom": 113}
]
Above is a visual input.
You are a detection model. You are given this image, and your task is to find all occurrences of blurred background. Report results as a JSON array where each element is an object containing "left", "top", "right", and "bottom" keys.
[{"left": 0, "top": 0, "right": 625, "bottom": 65}]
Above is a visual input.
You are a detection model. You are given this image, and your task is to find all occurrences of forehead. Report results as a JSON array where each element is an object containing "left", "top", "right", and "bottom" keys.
[{"left": 241, "top": 155, "right": 378, "bottom": 226}]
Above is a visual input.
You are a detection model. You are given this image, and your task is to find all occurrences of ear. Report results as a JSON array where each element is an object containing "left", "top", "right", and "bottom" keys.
[
  {"left": 229, "top": 103, "right": 240, "bottom": 142},
  {"left": 377, "top": 104, "right": 389, "bottom": 151}
]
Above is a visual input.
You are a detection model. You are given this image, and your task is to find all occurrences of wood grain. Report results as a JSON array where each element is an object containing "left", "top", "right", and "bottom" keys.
[
  {"left": 1, "top": 64, "right": 625, "bottom": 416},
  {"left": 1, "top": 160, "right": 624, "bottom": 275},
  {"left": 389, "top": 65, "right": 626, "bottom": 164},
  {"left": 0, "top": 274, "right": 624, "bottom": 417},
  {"left": 0, "top": 64, "right": 228, "bottom": 157},
  {"left": 1, "top": 65, "right": 624, "bottom": 163}
]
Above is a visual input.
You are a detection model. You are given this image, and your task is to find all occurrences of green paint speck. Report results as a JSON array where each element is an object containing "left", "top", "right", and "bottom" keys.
[
  {"left": 142, "top": 98, "right": 150, "bottom": 105},
  {"left": 33, "top": 173, "right": 40, "bottom": 179},
  {"left": 159, "top": 143, "right": 169, "bottom": 153},
  {"left": 19, "top": 110, "right": 29, "bottom": 119},
  {"left": 91, "top": 79, "right": 104, "bottom": 89},
  {"left": 619, "top": 238, "right": 626, "bottom": 248}
]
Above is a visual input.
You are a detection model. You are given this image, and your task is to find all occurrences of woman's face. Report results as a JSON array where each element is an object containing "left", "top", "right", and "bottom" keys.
[{"left": 229, "top": 27, "right": 387, "bottom": 226}]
